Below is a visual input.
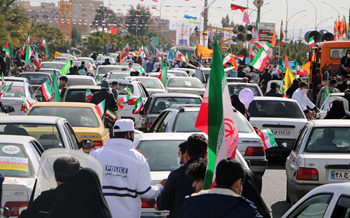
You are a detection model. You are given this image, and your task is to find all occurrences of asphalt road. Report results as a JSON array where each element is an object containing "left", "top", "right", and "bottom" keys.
[{"left": 261, "top": 158, "right": 292, "bottom": 218}]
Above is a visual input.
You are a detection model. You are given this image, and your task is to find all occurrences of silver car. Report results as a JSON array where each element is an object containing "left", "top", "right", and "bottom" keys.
[{"left": 166, "top": 77, "right": 205, "bottom": 97}]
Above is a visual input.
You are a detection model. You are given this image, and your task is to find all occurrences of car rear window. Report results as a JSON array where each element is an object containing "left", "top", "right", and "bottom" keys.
[
  {"left": 64, "top": 89, "right": 100, "bottom": 102},
  {"left": 67, "top": 78, "right": 95, "bottom": 87},
  {"left": 109, "top": 73, "right": 129, "bottom": 79},
  {"left": 151, "top": 97, "right": 202, "bottom": 114},
  {"left": 168, "top": 78, "right": 204, "bottom": 88},
  {"left": 0, "top": 124, "right": 63, "bottom": 150},
  {"left": 248, "top": 100, "right": 305, "bottom": 118},
  {"left": 228, "top": 84, "right": 261, "bottom": 96},
  {"left": 20, "top": 74, "right": 51, "bottom": 85},
  {"left": 41, "top": 63, "right": 65, "bottom": 70},
  {"left": 118, "top": 84, "right": 134, "bottom": 95},
  {"left": 305, "top": 127, "right": 350, "bottom": 153},
  {"left": 137, "top": 140, "right": 182, "bottom": 171},
  {"left": 28, "top": 106, "right": 100, "bottom": 128},
  {"left": 1, "top": 85, "right": 24, "bottom": 97},
  {"left": 0, "top": 144, "right": 34, "bottom": 177},
  {"left": 137, "top": 78, "right": 163, "bottom": 89},
  {"left": 98, "top": 67, "right": 119, "bottom": 75}
]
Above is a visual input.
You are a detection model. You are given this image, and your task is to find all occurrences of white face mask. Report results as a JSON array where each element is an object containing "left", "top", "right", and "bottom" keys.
[
  {"left": 347, "top": 81, "right": 350, "bottom": 85},
  {"left": 347, "top": 54, "right": 350, "bottom": 58},
  {"left": 302, "top": 88, "right": 309, "bottom": 93},
  {"left": 177, "top": 157, "right": 182, "bottom": 167}
]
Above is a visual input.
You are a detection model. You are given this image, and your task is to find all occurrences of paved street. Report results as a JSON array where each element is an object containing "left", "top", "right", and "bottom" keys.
[{"left": 261, "top": 158, "right": 292, "bottom": 218}]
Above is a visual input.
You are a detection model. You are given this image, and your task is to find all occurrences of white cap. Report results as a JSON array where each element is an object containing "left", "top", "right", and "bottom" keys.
[{"left": 113, "top": 119, "right": 135, "bottom": 132}]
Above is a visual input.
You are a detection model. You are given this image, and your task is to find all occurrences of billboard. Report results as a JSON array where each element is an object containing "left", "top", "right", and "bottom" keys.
[
  {"left": 176, "top": 25, "right": 191, "bottom": 46},
  {"left": 253, "top": 22, "right": 275, "bottom": 44}
]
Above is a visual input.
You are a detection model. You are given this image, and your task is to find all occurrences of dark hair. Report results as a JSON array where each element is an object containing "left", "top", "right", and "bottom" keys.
[
  {"left": 216, "top": 158, "right": 245, "bottom": 187},
  {"left": 59, "top": 76, "right": 68, "bottom": 82},
  {"left": 186, "top": 158, "right": 208, "bottom": 181},
  {"left": 187, "top": 134, "right": 207, "bottom": 158},
  {"left": 299, "top": 82, "right": 308, "bottom": 88},
  {"left": 271, "top": 82, "right": 277, "bottom": 89},
  {"left": 112, "top": 81, "right": 119, "bottom": 86},
  {"left": 329, "top": 79, "right": 337, "bottom": 85},
  {"left": 53, "top": 156, "right": 80, "bottom": 183},
  {"left": 178, "top": 141, "right": 188, "bottom": 155}
]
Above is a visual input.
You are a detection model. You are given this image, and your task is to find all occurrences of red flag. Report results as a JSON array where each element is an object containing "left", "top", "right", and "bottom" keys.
[{"left": 230, "top": 4, "right": 249, "bottom": 12}]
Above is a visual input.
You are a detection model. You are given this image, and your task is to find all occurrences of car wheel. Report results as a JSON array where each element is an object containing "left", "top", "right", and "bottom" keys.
[
  {"left": 255, "top": 178, "right": 262, "bottom": 193},
  {"left": 286, "top": 181, "right": 291, "bottom": 203}
]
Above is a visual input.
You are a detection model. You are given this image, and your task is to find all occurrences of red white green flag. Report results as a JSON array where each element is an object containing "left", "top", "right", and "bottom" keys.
[
  {"left": 195, "top": 39, "right": 239, "bottom": 190},
  {"left": 22, "top": 33, "right": 30, "bottom": 55},
  {"left": 106, "top": 109, "right": 117, "bottom": 121},
  {"left": 158, "top": 62, "right": 168, "bottom": 88},
  {"left": 257, "top": 129, "right": 278, "bottom": 150},
  {"left": 95, "top": 100, "right": 105, "bottom": 120},
  {"left": 295, "top": 62, "right": 308, "bottom": 77},
  {"left": 250, "top": 49, "right": 269, "bottom": 72},
  {"left": 280, "top": 20, "right": 283, "bottom": 46},
  {"left": 308, "top": 36, "right": 316, "bottom": 47},
  {"left": 41, "top": 81, "right": 53, "bottom": 101},
  {"left": 85, "top": 88, "right": 93, "bottom": 103},
  {"left": 41, "top": 38, "right": 48, "bottom": 58},
  {"left": 24, "top": 44, "right": 33, "bottom": 69},
  {"left": 0, "top": 82, "right": 13, "bottom": 100},
  {"left": 156, "top": 48, "right": 162, "bottom": 58},
  {"left": 1, "top": 73, "right": 4, "bottom": 86},
  {"left": 19, "top": 93, "right": 32, "bottom": 113},
  {"left": 133, "top": 96, "right": 144, "bottom": 114},
  {"left": 121, "top": 43, "right": 129, "bottom": 59},
  {"left": 144, "top": 46, "right": 150, "bottom": 59},
  {"left": 123, "top": 87, "right": 133, "bottom": 95},
  {"left": 139, "top": 67, "right": 146, "bottom": 76},
  {"left": 118, "top": 95, "right": 130, "bottom": 109},
  {"left": 175, "top": 49, "right": 188, "bottom": 62}
]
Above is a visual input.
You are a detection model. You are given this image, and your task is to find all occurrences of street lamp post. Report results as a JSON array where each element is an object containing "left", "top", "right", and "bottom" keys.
[
  {"left": 306, "top": 0, "right": 317, "bottom": 30},
  {"left": 285, "top": 0, "right": 288, "bottom": 39},
  {"left": 286, "top": 9, "right": 306, "bottom": 41},
  {"left": 261, "top": 9, "right": 273, "bottom": 20},
  {"left": 322, "top": 1, "right": 340, "bottom": 21},
  {"left": 292, "top": 15, "right": 306, "bottom": 39},
  {"left": 305, "top": 18, "right": 317, "bottom": 33},
  {"left": 316, "top": 17, "right": 333, "bottom": 29},
  {"left": 158, "top": 0, "right": 167, "bottom": 34}
]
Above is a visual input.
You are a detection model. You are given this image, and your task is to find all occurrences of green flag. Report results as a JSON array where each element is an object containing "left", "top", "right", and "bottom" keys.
[
  {"left": 61, "top": 59, "right": 71, "bottom": 75},
  {"left": 8, "top": 41, "right": 13, "bottom": 57},
  {"left": 25, "top": 44, "right": 30, "bottom": 66},
  {"left": 53, "top": 70, "right": 61, "bottom": 102},
  {"left": 325, "top": 86, "right": 330, "bottom": 100}
]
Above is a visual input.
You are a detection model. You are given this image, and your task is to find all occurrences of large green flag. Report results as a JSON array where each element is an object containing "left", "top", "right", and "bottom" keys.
[
  {"left": 53, "top": 70, "right": 61, "bottom": 102},
  {"left": 61, "top": 59, "right": 71, "bottom": 75}
]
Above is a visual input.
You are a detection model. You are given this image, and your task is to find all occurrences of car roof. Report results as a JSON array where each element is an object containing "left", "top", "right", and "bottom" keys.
[
  {"left": 97, "top": 65, "right": 120, "bottom": 68},
  {"left": 4, "top": 81, "right": 25, "bottom": 86},
  {"left": 125, "top": 76, "right": 158, "bottom": 80},
  {"left": 39, "top": 68, "right": 61, "bottom": 71},
  {"left": 4, "top": 77, "right": 28, "bottom": 82},
  {"left": 0, "top": 116, "right": 64, "bottom": 124},
  {"left": 31, "top": 102, "right": 96, "bottom": 108},
  {"left": 253, "top": 96, "right": 297, "bottom": 102},
  {"left": 308, "top": 119, "right": 350, "bottom": 127},
  {"left": 0, "top": 135, "right": 37, "bottom": 144},
  {"left": 150, "top": 93, "right": 202, "bottom": 98},
  {"left": 67, "top": 85, "right": 101, "bottom": 90},
  {"left": 19, "top": 72, "right": 51, "bottom": 76},
  {"left": 137, "top": 132, "right": 197, "bottom": 141},
  {"left": 228, "top": 82, "right": 258, "bottom": 86},
  {"left": 65, "top": 75, "right": 94, "bottom": 79},
  {"left": 41, "top": 61, "right": 66, "bottom": 64},
  {"left": 168, "top": 104, "right": 201, "bottom": 111}
]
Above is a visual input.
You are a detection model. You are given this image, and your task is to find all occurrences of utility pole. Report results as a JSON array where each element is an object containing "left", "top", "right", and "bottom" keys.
[{"left": 203, "top": 0, "right": 208, "bottom": 32}]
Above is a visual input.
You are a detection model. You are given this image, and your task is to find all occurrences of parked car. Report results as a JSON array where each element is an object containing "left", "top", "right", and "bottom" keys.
[
  {"left": 0, "top": 116, "right": 88, "bottom": 150},
  {"left": 228, "top": 82, "right": 263, "bottom": 96},
  {"left": 0, "top": 135, "right": 44, "bottom": 217},
  {"left": 134, "top": 132, "right": 251, "bottom": 217},
  {"left": 40, "top": 61, "right": 67, "bottom": 70},
  {"left": 286, "top": 120, "right": 350, "bottom": 204},
  {"left": 27, "top": 102, "right": 109, "bottom": 152},
  {"left": 149, "top": 105, "right": 267, "bottom": 188},
  {"left": 0, "top": 81, "right": 37, "bottom": 115},
  {"left": 62, "top": 85, "right": 102, "bottom": 102},
  {"left": 138, "top": 93, "right": 202, "bottom": 131},
  {"left": 65, "top": 75, "right": 97, "bottom": 87},
  {"left": 166, "top": 77, "right": 205, "bottom": 97},
  {"left": 282, "top": 182, "right": 350, "bottom": 218},
  {"left": 18, "top": 72, "right": 53, "bottom": 101},
  {"left": 248, "top": 97, "right": 307, "bottom": 157},
  {"left": 124, "top": 77, "right": 167, "bottom": 94}
]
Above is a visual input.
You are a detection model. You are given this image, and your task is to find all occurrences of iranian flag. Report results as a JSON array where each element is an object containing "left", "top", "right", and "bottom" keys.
[
  {"left": 123, "top": 87, "right": 133, "bottom": 95},
  {"left": 24, "top": 44, "right": 33, "bottom": 69},
  {"left": 195, "top": 39, "right": 239, "bottom": 190},
  {"left": 175, "top": 49, "right": 188, "bottom": 62},
  {"left": 140, "top": 46, "right": 145, "bottom": 58},
  {"left": 144, "top": 46, "right": 150, "bottom": 59},
  {"left": 133, "top": 97, "right": 144, "bottom": 114},
  {"left": 1, "top": 73, "right": 4, "bottom": 86},
  {"left": 22, "top": 33, "right": 30, "bottom": 55},
  {"left": 250, "top": 49, "right": 269, "bottom": 72},
  {"left": 33, "top": 49, "right": 41, "bottom": 70},
  {"left": 156, "top": 48, "right": 162, "bottom": 58},
  {"left": 118, "top": 95, "right": 129, "bottom": 109},
  {"left": 158, "top": 62, "right": 168, "bottom": 87},
  {"left": 41, "top": 39, "right": 48, "bottom": 58},
  {"left": 19, "top": 93, "right": 32, "bottom": 113},
  {"left": 95, "top": 100, "right": 105, "bottom": 120},
  {"left": 139, "top": 67, "right": 146, "bottom": 76},
  {"left": 280, "top": 20, "right": 284, "bottom": 46},
  {"left": 41, "top": 81, "right": 53, "bottom": 101},
  {"left": 106, "top": 109, "right": 117, "bottom": 121},
  {"left": 257, "top": 129, "right": 278, "bottom": 150},
  {"left": 2, "top": 46, "right": 10, "bottom": 57},
  {"left": 85, "top": 88, "right": 93, "bottom": 103},
  {"left": 276, "top": 65, "right": 286, "bottom": 74},
  {"left": 295, "top": 62, "right": 308, "bottom": 77},
  {"left": 4, "top": 41, "right": 13, "bottom": 57},
  {"left": 0, "top": 82, "right": 13, "bottom": 100},
  {"left": 308, "top": 36, "right": 316, "bottom": 47},
  {"left": 223, "top": 53, "right": 232, "bottom": 66},
  {"left": 121, "top": 43, "right": 129, "bottom": 59}
]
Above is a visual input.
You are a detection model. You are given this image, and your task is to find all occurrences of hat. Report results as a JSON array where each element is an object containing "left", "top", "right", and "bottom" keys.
[
  {"left": 113, "top": 119, "right": 135, "bottom": 132},
  {"left": 101, "top": 81, "right": 109, "bottom": 88},
  {"left": 299, "top": 82, "right": 308, "bottom": 88}
]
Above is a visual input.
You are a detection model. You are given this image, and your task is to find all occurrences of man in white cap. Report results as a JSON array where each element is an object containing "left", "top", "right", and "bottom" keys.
[{"left": 90, "top": 119, "right": 166, "bottom": 218}]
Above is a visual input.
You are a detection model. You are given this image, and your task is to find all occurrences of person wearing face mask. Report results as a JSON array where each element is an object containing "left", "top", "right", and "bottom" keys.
[
  {"left": 179, "top": 158, "right": 263, "bottom": 218},
  {"left": 90, "top": 119, "right": 167, "bottom": 218},
  {"left": 338, "top": 50, "right": 350, "bottom": 80},
  {"left": 336, "top": 75, "right": 350, "bottom": 92},
  {"left": 292, "top": 82, "right": 319, "bottom": 119},
  {"left": 156, "top": 134, "right": 208, "bottom": 218},
  {"left": 316, "top": 79, "right": 339, "bottom": 107},
  {"left": 177, "top": 141, "right": 189, "bottom": 167}
]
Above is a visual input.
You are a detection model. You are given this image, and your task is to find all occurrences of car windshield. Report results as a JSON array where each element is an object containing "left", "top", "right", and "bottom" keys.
[
  {"left": 98, "top": 67, "right": 121, "bottom": 75},
  {"left": 151, "top": 97, "right": 201, "bottom": 114},
  {"left": 137, "top": 78, "right": 163, "bottom": 89},
  {"left": 1, "top": 85, "right": 24, "bottom": 97},
  {"left": 0, "top": 144, "right": 34, "bottom": 177},
  {"left": 20, "top": 74, "right": 51, "bottom": 85},
  {"left": 28, "top": 106, "right": 100, "bottom": 128},
  {"left": 41, "top": 63, "right": 65, "bottom": 70},
  {"left": 118, "top": 84, "right": 134, "bottom": 95},
  {"left": 64, "top": 88, "right": 100, "bottom": 102},
  {"left": 109, "top": 73, "right": 130, "bottom": 79},
  {"left": 67, "top": 77, "right": 95, "bottom": 86},
  {"left": 0, "top": 124, "right": 64, "bottom": 150},
  {"left": 137, "top": 140, "right": 182, "bottom": 171},
  {"left": 173, "top": 111, "right": 253, "bottom": 133},
  {"left": 305, "top": 127, "right": 350, "bottom": 153},
  {"left": 168, "top": 78, "right": 204, "bottom": 88},
  {"left": 248, "top": 100, "right": 305, "bottom": 118},
  {"left": 228, "top": 84, "right": 261, "bottom": 96},
  {"left": 72, "top": 61, "right": 82, "bottom": 67}
]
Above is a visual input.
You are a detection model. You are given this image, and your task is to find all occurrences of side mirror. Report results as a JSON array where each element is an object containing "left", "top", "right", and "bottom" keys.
[
  {"left": 79, "top": 140, "right": 94, "bottom": 149},
  {"left": 4, "top": 106, "right": 15, "bottom": 113},
  {"left": 1, "top": 207, "right": 10, "bottom": 218}
]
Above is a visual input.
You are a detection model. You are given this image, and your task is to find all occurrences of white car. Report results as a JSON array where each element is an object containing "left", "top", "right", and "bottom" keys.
[
  {"left": 167, "top": 70, "right": 189, "bottom": 77},
  {"left": 4, "top": 77, "right": 30, "bottom": 84},
  {"left": 134, "top": 132, "right": 250, "bottom": 217},
  {"left": 95, "top": 65, "right": 127, "bottom": 78},
  {"left": 124, "top": 77, "right": 167, "bottom": 94},
  {"left": 283, "top": 182, "right": 350, "bottom": 218},
  {"left": 0, "top": 135, "right": 44, "bottom": 216},
  {"left": 248, "top": 97, "right": 307, "bottom": 157},
  {"left": 40, "top": 61, "right": 67, "bottom": 71},
  {"left": 65, "top": 75, "right": 97, "bottom": 87},
  {"left": 320, "top": 93, "right": 347, "bottom": 118},
  {"left": 36, "top": 68, "right": 63, "bottom": 78},
  {"left": 166, "top": 77, "right": 205, "bottom": 97},
  {"left": 228, "top": 82, "right": 263, "bottom": 96},
  {"left": 286, "top": 120, "right": 350, "bottom": 204},
  {"left": 102, "top": 72, "right": 130, "bottom": 80}
]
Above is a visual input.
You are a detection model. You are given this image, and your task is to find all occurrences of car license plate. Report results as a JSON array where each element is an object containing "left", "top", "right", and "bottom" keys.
[
  {"left": 270, "top": 129, "right": 291, "bottom": 136},
  {"left": 331, "top": 171, "right": 350, "bottom": 179}
]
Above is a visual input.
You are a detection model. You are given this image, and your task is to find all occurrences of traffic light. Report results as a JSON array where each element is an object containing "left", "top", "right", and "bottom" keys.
[
  {"left": 232, "top": 25, "right": 253, "bottom": 42},
  {"left": 195, "top": 26, "right": 199, "bottom": 37}
]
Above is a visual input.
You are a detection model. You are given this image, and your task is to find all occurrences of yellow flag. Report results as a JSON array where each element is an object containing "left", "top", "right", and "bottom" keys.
[
  {"left": 189, "top": 20, "right": 199, "bottom": 25},
  {"left": 54, "top": 51, "right": 60, "bottom": 59},
  {"left": 283, "top": 54, "right": 295, "bottom": 90}
]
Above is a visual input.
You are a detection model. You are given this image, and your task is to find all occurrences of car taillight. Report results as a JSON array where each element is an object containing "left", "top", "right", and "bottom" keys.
[
  {"left": 5, "top": 201, "right": 28, "bottom": 216},
  {"left": 93, "top": 141, "right": 103, "bottom": 146},
  {"left": 127, "top": 98, "right": 138, "bottom": 105},
  {"left": 253, "top": 127, "right": 259, "bottom": 134},
  {"left": 146, "top": 122, "right": 153, "bottom": 129},
  {"left": 297, "top": 168, "right": 318, "bottom": 181},
  {"left": 141, "top": 200, "right": 156, "bottom": 208},
  {"left": 245, "top": 147, "right": 265, "bottom": 156}
]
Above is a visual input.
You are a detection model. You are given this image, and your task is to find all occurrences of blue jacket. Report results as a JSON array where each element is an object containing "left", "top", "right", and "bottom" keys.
[
  {"left": 265, "top": 88, "right": 283, "bottom": 97},
  {"left": 156, "top": 157, "right": 202, "bottom": 218},
  {"left": 179, "top": 185, "right": 263, "bottom": 218}
]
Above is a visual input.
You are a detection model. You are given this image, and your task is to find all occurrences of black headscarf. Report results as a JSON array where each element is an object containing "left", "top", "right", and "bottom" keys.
[
  {"left": 230, "top": 94, "right": 250, "bottom": 120},
  {"left": 324, "top": 100, "right": 347, "bottom": 119},
  {"left": 46, "top": 168, "right": 112, "bottom": 218}
]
